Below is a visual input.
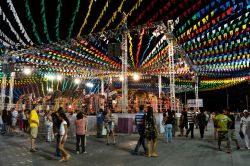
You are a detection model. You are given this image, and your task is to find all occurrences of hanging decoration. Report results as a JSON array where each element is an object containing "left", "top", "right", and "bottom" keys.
[
  {"left": 67, "top": 0, "right": 81, "bottom": 39},
  {"left": 116, "top": 0, "right": 144, "bottom": 29},
  {"left": 135, "top": 28, "right": 144, "bottom": 67},
  {"left": 90, "top": 0, "right": 110, "bottom": 33},
  {"left": 77, "top": 0, "right": 95, "bottom": 37},
  {"left": 40, "top": 0, "right": 51, "bottom": 43},
  {"left": 0, "top": 6, "right": 26, "bottom": 46},
  {"left": 55, "top": 0, "right": 62, "bottom": 41},
  {"left": 6, "top": 0, "right": 34, "bottom": 45},
  {"left": 101, "top": 0, "right": 125, "bottom": 31},
  {"left": 24, "top": 0, "right": 42, "bottom": 44},
  {"left": 128, "top": 32, "right": 135, "bottom": 67}
]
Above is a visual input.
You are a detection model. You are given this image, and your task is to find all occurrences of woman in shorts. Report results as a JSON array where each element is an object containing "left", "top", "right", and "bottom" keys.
[{"left": 58, "top": 112, "right": 70, "bottom": 162}]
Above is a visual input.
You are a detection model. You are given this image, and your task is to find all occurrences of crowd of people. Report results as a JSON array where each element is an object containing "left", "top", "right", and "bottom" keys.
[{"left": 1, "top": 104, "right": 250, "bottom": 162}]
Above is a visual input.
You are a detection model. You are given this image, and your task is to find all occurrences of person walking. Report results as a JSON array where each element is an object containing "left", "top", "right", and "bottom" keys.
[
  {"left": 29, "top": 105, "right": 40, "bottom": 152},
  {"left": 133, "top": 105, "right": 147, "bottom": 155},
  {"left": 75, "top": 112, "right": 88, "bottom": 154},
  {"left": 215, "top": 109, "right": 232, "bottom": 153},
  {"left": 163, "top": 109, "right": 174, "bottom": 143},
  {"left": 58, "top": 112, "right": 70, "bottom": 162},
  {"left": 186, "top": 108, "right": 195, "bottom": 138},
  {"left": 225, "top": 109, "right": 240, "bottom": 150},
  {"left": 179, "top": 109, "right": 188, "bottom": 137},
  {"left": 145, "top": 106, "right": 158, "bottom": 157},
  {"left": 196, "top": 109, "right": 207, "bottom": 139},
  {"left": 22, "top": 109, "right": 29, "bottom": 133},
  {"left": 104, "top": 109, "right": 116, "bottom": 145},
  {"left": 1, "top": 109, "right": 8, "bottom": 134},
  {"left": 240, "top": 110, "right": 250, "bottom": 149},
  {"left": 44, "top": 110, "right": 54, "bottom": 142},
  {"left": 51, "top": 109, "right": 62, "bottom": 157}
]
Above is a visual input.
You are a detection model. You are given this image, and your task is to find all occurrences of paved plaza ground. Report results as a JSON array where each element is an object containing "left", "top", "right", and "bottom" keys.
[{"left": 0, "top": 122, "right": 249, "bottom": 166}]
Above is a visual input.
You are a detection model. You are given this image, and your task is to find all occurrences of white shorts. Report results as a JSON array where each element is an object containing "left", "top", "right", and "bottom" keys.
[{"left": 60, "top": 135, "right": 67, "bottom": 143}]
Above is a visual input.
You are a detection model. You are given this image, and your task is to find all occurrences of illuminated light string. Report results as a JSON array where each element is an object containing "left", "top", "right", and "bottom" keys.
[
  {"left": 135, "top": 28, "right": 144, "bottom": 67},
  {"left": 90, "top": 0, "right": 110, "bottom": 33},
  {"left": 40, "top": 0, "right": 51, "bottom": 43},
  {"left": 115, "top": 0, "right": 143, "bottom": 30},
  {"left": 68, "top": 0, "right": 81, "bottom": 39},
  {"left": 24, "top": 0, "right": 42, "bottom": 44},
  {"left": 102, "top": 0, "right": 125, "bottom": 31},
  {"left": 6, "top": 0, "right": 33, "bottom": 45},
  {"left": 77, "top": 0, "right": 95, "bottom": 37},
  {"left": 0, "top": 6, "right": 25, "bottom": 46},
  {"left": 55, "top": 0, "right": 62, "bottom": 41},
  {"left": 128, "top": 32, "right": 135, "bottom": 67}
]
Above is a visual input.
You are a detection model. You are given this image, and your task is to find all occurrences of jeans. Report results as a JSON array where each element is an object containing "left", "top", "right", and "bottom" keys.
[
  {"left": 76, "top": 134, "right": 86, "bottom": 152},
  {"left": 165, "top": 124, "right": 173, "bottom": 142},
  {"left": 134, "top": 127, "right": 147, "bottom": 153},
  {"left": 56, "top": 134, "right": 61, "bottom": 156},
  {"left": 186, "top": 123, "right": 194, "bottom": 138}
]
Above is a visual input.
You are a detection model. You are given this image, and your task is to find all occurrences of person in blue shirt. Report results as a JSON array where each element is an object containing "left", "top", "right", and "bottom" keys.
[{"left": 133, "top": 105, "right": 147, "bottom": 155}]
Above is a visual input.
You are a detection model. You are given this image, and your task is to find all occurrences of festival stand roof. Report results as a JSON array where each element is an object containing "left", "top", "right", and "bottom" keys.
[{"left": 0, "top": 0, "right": 249, "bottom": 100}]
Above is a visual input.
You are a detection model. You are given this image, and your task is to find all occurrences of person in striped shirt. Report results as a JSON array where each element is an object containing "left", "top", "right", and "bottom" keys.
[
  {"left": 186, "top": 108, "right": 195, "bottom": 138},
  {"left": 133, "top": 105, "right": 147, "bottom": 155}
]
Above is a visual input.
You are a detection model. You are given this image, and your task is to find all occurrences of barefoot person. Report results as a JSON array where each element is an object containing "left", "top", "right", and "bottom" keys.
[
  {"left": 58, "top": 112, "right": 70, "bottom": 162},
  {"left": 29, "top": 105, "right": 39, "bottom": 152}
]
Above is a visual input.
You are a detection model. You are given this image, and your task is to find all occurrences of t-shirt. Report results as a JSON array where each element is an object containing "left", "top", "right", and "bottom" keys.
[
  {"left": 135, "top": 112, "right": 145, "bottom": 127},
  {"left": 228, "top": 114, "right": 236, "bottom": 129},
  {"left": 60, "top": 120, "right": 67, "bottom": 136},
  {"left": 187, "top": 111, "right": 195, "bottom": 123},
  {"left": 215, "top": 114, "right": 232, "bottom": 132},
  {"left": 29, "top": 109, "right": 39, "bottom": 128},
  {"left": 75, "top": 117, "right": 88, "bottom": 135}
]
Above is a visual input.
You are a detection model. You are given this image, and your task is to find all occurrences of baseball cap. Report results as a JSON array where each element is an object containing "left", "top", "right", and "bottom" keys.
[{"left": 243, "top": 110, "right": 248, "bottom": 113}]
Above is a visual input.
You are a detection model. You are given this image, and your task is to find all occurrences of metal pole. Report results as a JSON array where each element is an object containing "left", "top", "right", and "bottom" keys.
[
  {"left": 158, "top": 75, "right": 162, "bottom": 98},
  {"left": 121, "top": 13, "right": 128, "bottom": 113},
  {"left": 1, "top": 73, "right": 7, "bottom": 110},
  {"left": 101, "top": 78, "right": 104, "bottom": 95},
  {"left": 167, "top": 20, "right": 176, "bottom": 111},
  {"left": 8, "top": 72, "right": 15, "bottom": 109},
  {"left": 195, "top": 75, "right": 199, "bottom": 111}
]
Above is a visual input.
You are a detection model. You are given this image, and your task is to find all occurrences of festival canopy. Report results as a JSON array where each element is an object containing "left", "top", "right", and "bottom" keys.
[{"left": 0, "top": 0, "right": 249, "bottom": 99}]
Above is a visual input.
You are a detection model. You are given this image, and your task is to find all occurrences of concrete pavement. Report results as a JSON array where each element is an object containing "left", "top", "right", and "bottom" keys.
[{"left": 0, "top": 122, "right": 249, "bottom": 166}]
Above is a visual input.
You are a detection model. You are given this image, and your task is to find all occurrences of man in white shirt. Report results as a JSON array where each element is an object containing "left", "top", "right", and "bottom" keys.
[
  {"left": 240, "top": 110, "right": 250, "bottom": 149},
  {"left": 11, "top": 108, "right": 18, "bottom": 130}
]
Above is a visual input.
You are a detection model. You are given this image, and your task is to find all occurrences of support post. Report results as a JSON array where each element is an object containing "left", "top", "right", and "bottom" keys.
[
  {"left": 101, "top": 78, "right": 104, "bottom": 95},
  {"left": 167, "top": 20, "right": 176, "bottom": 111},
  {"left": 194, "top": 75, "right": 199, "bottom": 111},
  {"left": 1, "top": 73, "right": 7, "bottom": 110},
  {"left": 158, "top": 75, "right": 162, "bottom": 98},
  {"left": 121, "top": 13, "right": 128, "bottom": 113},
  {"left": 8, "top": 72, "right": 15, "bottom": 109}
]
